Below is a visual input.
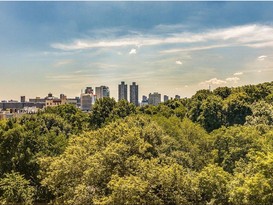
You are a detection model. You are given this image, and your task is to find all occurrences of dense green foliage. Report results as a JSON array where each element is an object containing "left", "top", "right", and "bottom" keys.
[{"left": 0, "top": 81, "right": 273, "bottom": 204}]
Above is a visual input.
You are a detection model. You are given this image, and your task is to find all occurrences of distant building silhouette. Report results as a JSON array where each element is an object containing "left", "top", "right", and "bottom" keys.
[
  {"left": 118, "top": 81, "right": 127, "bottom": 101},
  {"left": 95, "top": 86, "right": 110, "bottom": 100},
  {"left": 141, "top": 95, "right": 148, "bottom": 106},
  {"left": 175, "top": 95, "right": 180, "bottom": 100},
  {"left": 130, "top": 82, "right": 139, "bottom": 106},
  {"left": 20, "top": 96, "right": 26, "bottom": 103},
  {"left": 81, "top": 87, "right": 95, "bottom": 111},
  {"left": 148, "top": 92, "right": 161, "bottom": 106},
  {"left": 45, "top": 93, "right": 67, "bottom": 108},
  {"left": 163, "top": 95, "right": 169, "bottom": 102}
]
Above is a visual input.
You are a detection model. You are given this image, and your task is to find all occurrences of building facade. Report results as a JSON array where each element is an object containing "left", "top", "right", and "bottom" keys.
[
  {"left": 95, "top": 86, "right": 110, "bottom": 100},
  {"left": 45, "top": 93, "right": 67, "bottom": 108},
  {"left": 130, "top": 82, "right": 139, "bottom": 106},
  {"left": 20, "top": 96, "right": 26, "bottom": 103},
  {"left": 80, "top": 94, "right": 92, "bottom": 111},
  {"left": 163, "top": 95, "right": 169, "bottom": 102},
  {"left": 118, "top": 81, "right": 127, "bottom": 101},
  {"left": 81, "top": 87, "right": 95, "bottom": 111},
  {"left": 148, "top": 92, "right": 161, "bottom": 106},
  {"left": 140, "top": 95, "right": 148, "bottom": 106}
]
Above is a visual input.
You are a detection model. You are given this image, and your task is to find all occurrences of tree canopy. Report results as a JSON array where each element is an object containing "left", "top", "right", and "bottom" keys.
[{"left": 0, "top": 81, "right": 273, "bottom": 204}]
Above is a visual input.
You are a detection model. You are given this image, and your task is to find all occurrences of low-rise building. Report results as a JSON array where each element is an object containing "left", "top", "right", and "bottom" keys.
[{"left": 45, "top": 93, "right": 67, "bottom": 108}]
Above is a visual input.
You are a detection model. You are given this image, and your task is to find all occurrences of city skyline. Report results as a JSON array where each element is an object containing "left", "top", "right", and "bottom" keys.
[
  {"left": 1, "top": 2, "right": 273, "bottom": 100},
  {"left": 0, "top": 81, "right": 184, "bottom": 103}
]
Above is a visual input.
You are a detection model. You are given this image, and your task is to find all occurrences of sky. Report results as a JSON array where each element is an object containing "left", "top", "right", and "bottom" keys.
[{"left": 1, "top": 2, "right": 273, "bottom": 101}]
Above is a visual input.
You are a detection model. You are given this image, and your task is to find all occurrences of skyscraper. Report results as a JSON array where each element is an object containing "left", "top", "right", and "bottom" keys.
[
  {"left": 130, "top": 82, "right": 139, "bottom": 106},
  {"left": 118, "top": 81, "right": 127, "bottom": 101},
  {"left": 95, "top": 86, "right": 110, "bottom": 100}
]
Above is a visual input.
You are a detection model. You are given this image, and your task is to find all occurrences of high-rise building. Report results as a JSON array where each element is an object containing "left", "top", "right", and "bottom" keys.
[
  {"left": 175, "top": 95, "right": 181, "bottom": 100},
  {"left": 148, "top": 92, "right": 161, "bottom": 106},
  {"left": 130, "top": 82, "right": 139, "bottom": 106},
  {"left": 95, "top": 86, "right": 110, "bottom": 100},
  {"left": 81, "top": 87, "right": 95, "bottom": 111},
  {"left": 163, "top": 95, "right": 169, "bottom": 102},
  {"left": 80, "top": 94, "right": 92, "bottom": 111},
  {"left": 118, "top": 81, "right": 127, "bottom": 101}
]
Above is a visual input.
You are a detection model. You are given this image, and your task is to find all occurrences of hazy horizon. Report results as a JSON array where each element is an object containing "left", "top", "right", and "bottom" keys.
[{"left": 1, "top": 2, "right": 273, "bottom": 101}]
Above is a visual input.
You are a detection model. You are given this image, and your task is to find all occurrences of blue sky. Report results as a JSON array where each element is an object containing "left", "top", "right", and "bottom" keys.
[{"left": 1, "top": 2, "right": 273, "bottom": 101}]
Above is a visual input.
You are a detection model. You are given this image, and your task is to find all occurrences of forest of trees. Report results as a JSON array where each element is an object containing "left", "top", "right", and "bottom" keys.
[{"left": 0, "top": 81, "right": 273, "bottom": 205}]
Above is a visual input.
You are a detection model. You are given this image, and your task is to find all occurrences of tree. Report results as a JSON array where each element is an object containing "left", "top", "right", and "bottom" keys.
[
  {"left": 188, "top": 89, "right": 212, "bottom": 122},
  {"left": 245, "top": 101, "right": 273, "bottom": 126},
  {"left": 39, "top": 115, "right": 208, "bottom": 205},
  {"left": 43, "top": 104, "right": 89, "bottom": 133},
  {"left": 0, "top": 113, "right": 75, "bottom": 202},
  {"left": 89, "top": 97, "right": 116, "bottom": 129},
  {"left": 212, "top": 126, "right": 262, "bottom": 173},
  {"left": 198, "top": 95, "right": 224, "bottom": 132},
  {"left": 198, "top": 164, "right": 231, "bottom": 205},
  {"left": 223, "top": 92, "right": 252, "bottom": 126},
  {"left": 213, "top": 86, "right": 231, "bottom": 99},
  {"left": 228, "top": 152, "right": 273, "bottom": 205},
  {"left": 109, "top": 99, "right": 136, "bottom": 120},
  {"left": 0, "top": 172, "right": 35, "bottom": 205}
]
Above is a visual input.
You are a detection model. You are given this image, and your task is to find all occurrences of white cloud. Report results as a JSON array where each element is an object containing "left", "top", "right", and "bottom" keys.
[
  {"left": 129, "top": 48, "right": 137, "bottom": 55},
  {"left": 257, "top": 55, "right": 267, "bottom": 61},
  {"left": 233, "top": 72, "right": 243, "bottom": 76},
  {"left": 201, "top": 77, "right": 240, "bottom": 86},
  {"left": 161, "top": 44, "right": 230, "bottom": 54},
  {"left": 226, "top": 77, "right": 240, "bottom": 83},
  {"left": 201, "top": 78, "right": 226, "bottom": 85},
  {"left": 51, "top": 24, "right": 273, "bottom": 52},
  {"left": 175, "top": 60, "right": 182, "bottom": 65},
  {"left": 54, "top": 59, "right": 74, "bottom": 67}
]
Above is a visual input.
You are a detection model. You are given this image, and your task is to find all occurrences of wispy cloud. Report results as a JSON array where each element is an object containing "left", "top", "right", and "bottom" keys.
[
  {"left": 51, "top": 24, "right": 273, "bottom": 52},
  {"left": 53, "top": 59, "right": 74, "bottom": 67},
  {"left": 161, "top": 44, "right": 231, "bottom": 54}
]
